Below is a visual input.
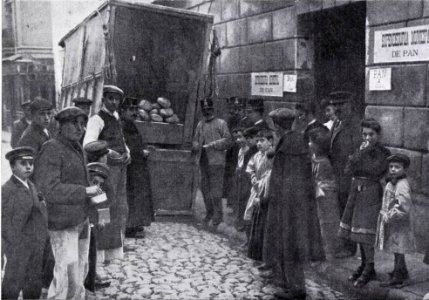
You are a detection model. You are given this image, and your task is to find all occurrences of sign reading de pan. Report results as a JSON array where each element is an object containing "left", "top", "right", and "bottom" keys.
[
  {"left": 251, "top": 72, "right": 284, "bottom": 97},
  {"left": 374, "top": 25, "right": 429, "bottom": 63}
]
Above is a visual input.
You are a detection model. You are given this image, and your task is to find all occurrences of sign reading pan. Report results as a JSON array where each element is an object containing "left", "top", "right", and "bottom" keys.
[
  {"left": 374, "top": 25, "right": 429, "bottom": 63},
  {"left": 251, "top": 72, "right": 284, "bottom": 97}
]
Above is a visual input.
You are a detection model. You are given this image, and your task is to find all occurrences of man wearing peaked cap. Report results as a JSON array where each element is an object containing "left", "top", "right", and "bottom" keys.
[
  {"left": 34, "top": 104, "right": 103, "bottom": 299},
  {"left": 192, "top": 97, "right": 231, "bottom": 226},
  {"left": 18, "top": 98, "right": 53, "bottom": 155},
  {"left": 2, "top": 145, "right": 48, "bottom": 299},
  {"left": 247, "top": 98, "right": 271, "bottom": 131},
  {"left": 83, "top": 84, "right": 130, "bottom": 259},
  {"left": 87, "top": 162, "right": 110, "bottom": 179},
  {"left": 72, "top": 97, "right": 93, "bottom": 117},
  {"left": 263, "top": 106, "right": 314, "bottom": 300},
  {"left": 386, "top": 154, "right": 410, "bottom": 169},
  {"left": 11, "top": 100, "right": 33, "bottom": 148}
]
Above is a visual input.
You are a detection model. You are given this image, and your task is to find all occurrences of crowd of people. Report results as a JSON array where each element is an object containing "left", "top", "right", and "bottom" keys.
[
  {"left": 193, "top": 92, "right": 427, "bottom": 300},
  {"left": 2, "top": 86, "right": 428, "bottom": 300},
  {"left": 3, "top": 85, "right": 153, "bottom": 299}
]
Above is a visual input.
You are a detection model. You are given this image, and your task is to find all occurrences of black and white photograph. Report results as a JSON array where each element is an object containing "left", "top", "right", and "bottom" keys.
[{"left": 1, "top": 0, "right": 429, "bottom": 299}]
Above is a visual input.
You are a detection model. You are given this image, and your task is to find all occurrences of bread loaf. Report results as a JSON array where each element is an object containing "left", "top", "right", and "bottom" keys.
[
  {"left": 150, "top": 114, "right": 163, "bottom": 122},
  {"left": 160, "top": 108, "right": 174, "bottom": 118},
  {"left": 138, "top": 109, "right": 150, "bottom": 121},
  {"left": 157, "top": 97, "right": 171, "bottom": 108},
  {"left": 165, "top": 114, "right": 180, "bottom": 124},
  {"left": 138, "top": 99, "right": 152, "bottom": 111}
]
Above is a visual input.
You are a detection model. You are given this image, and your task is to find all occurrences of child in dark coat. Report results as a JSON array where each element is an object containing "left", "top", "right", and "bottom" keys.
[{"left": 2, "top": 147, "right": 48, "bottom": 299}]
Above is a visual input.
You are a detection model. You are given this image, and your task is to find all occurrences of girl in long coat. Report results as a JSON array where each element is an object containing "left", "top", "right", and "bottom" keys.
[{"left": 338, "top": 118, "right": 390, "bottom": 288}]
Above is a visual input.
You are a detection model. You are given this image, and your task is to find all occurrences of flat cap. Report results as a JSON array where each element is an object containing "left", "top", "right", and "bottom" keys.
[
  {"left": 21, "top": 100, "right": 32, "bottom": 108},
  {"left": 72, "top": 97, "right": 93, "bottom": 105},
  {"left": 103, "top": 85, "right": 124, "bottom": 96},
  {"left": 84, "top": 141, "right": 109, "bottom": 157},
  {"left": 269, "top": 108, "right": 295, "bottom": 129},
  {"left": 387, "top": 154, "right": 410, "bottom": 168},
  {"left": 87, "top": 162, "right": 110, "bottom": 179},
  {"left": 55, "top": 107, "right": 88, "bottom": 123},
  {"left": 30, "top": 98, "right": 52, "bottom": 112},
  {"left": 120, "top": 97, "right": 138, "bottom": 109},
  {"left": 243, "top": 126, "right": 259, "bottom": 138},
  {"left": 200, "top": 97, "right": 214, "bottom": 110},
  {"left": 325, "top": 91, "right": 354, "bottom": 105},
  {"left": 5, "top": 146, "right": 35, "bottom": 162}
]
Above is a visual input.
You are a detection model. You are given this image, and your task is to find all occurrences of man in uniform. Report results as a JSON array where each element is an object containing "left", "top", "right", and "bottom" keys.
[
  {"left": 18, "top": 98, "right": 53, "bottom": 154},
  {"left": 11, "top": 100, "right": 32, "bottom": 148},
  {"left": 192, "top": 97, "right": 231, "bottom": 226},
  {"left": 83, "top": 85, "right": 131, "bottom": 257},
  {"left": 328, "top": 91, "right": 362, "bottom": 256}
]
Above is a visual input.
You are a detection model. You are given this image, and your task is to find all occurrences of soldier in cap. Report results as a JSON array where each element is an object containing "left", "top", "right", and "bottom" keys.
[
  {"left": 328, "top": 91, "right": 362, "bottom": 256},
  {"left": 83, "top": 85, "right": 131, "bottom": 258},
  {"left": 192, "top": 97, "right": 231, "bottom": 226},
  {"left": 34, "top": 107, "right": 103, "bottom": 299},
  {"left": 72, "top": 97, "right": 93, "bottom": 117},
  {"left": 2, "top": 146, "right": 48, "bottom": 299},
  {"left": 261, "top": 108, "right": 312, "bottom": 300},
  {"left": 11, "top": 100, "right": 33, "bottom": 148},
  {"left": 119, "top": 97, "right": 153, "bottom": 237},
  {"left": 18, "top": 98, "right": 53, "bottom": 155}
]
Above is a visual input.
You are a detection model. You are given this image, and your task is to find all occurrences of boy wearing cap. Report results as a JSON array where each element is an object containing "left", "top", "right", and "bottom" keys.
[
  {"left": 2, "top": 147, "right": 48, "bottom": 299},
  {"left": 18, "top": 98, "right": 53, "bottom": 154},
  {"left": 84, "top": 85, "right": 130, "bottom": 256},
  {"left": 192, "top": 97, "right": 231, "bottom": 226},
  {"left": 11, "top": 100, "right": 32, "bottom": 148},
  {"left": 376, "top": 154, "right": 416, "bottom": 287},
  {"left": 34, "top": 107, "right": 103, "bottom": 299},
  {"left": 72, "top": 97, "right": 93, "bottom": 116}
]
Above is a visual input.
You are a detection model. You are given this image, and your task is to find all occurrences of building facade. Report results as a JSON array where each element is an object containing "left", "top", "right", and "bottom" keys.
[
  {"left": 156, "top": 0, "right": 429, "bottom": 251},
  {"left": 2, "top": 0, "right": 56, "bottom": 129}
]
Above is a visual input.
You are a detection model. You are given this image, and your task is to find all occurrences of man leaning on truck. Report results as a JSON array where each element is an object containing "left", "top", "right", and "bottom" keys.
[{"left": 83, "top": 85, "right": 131, "bottom": 259}]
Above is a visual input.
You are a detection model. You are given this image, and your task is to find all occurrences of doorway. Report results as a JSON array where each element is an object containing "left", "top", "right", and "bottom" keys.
[{"left": 302, "top": 2, "right": 367, "bottom": 117}]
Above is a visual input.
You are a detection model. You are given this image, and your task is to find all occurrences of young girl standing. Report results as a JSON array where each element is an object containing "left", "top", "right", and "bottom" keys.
[{"left": 338, "top": 118, "right": 391, "bottom": 287}]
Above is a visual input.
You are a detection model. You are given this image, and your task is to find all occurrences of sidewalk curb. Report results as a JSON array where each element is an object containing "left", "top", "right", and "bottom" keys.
[{"left": 313, "top": 261, "right": 423, "bottom": 300}]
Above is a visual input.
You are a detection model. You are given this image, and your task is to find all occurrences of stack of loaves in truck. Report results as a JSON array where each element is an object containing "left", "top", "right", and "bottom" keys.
[{"left": 137, "top": 97, "right": 180, "bottom": 124}]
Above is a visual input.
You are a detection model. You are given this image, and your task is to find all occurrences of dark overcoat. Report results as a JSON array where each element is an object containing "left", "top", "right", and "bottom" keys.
[
  {"left": 122, "top": 120, "right": 154, "bottom": 228},
  {"left": 18, "top": 122, "right": 50, "bottom": 155},
  {"left": 34, "top": 135, "right": 90, "bottom": 231},
  {"left": 11, "top": 118, "right": 30, "bottom": 148},
  {"left": 262, "top": 130, "right": 313, "bottom": 265},
  {"left": 1, "top": 177, "right": 48, "bottom": 297}
]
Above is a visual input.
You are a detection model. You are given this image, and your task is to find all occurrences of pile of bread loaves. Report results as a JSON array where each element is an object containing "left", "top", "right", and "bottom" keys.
[{"left": 137, "top": 97, "right": 180, "bottom": 124}]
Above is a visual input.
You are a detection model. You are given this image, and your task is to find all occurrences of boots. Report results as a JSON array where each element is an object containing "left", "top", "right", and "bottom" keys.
[
  {"left": 348, "top": 264, "right": 365, "bottom": 281},
  {"left": 354, "top": 263, "right": 376, "bottom": 287},
  {"left": 382, "top": 255, "right": 409, "bottom": 287}
]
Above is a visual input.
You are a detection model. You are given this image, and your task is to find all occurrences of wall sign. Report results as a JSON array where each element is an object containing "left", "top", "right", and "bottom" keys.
[
  {"left": 369, "top": 68, "right": 391, "bottom": 91},
  {"left": 251, "top": 72, "right": 283, "bottom": 97},
  {"left": 283, "top": 74, "right": 297, "bottom": 93},
  {"left": 374, "top": 25, "right": 429, "bottom": 63}
]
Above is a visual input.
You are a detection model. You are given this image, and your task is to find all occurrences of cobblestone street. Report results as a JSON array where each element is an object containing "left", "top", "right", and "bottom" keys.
[{"left": 96, "top": 222, "right": 352, "bottom": 300}]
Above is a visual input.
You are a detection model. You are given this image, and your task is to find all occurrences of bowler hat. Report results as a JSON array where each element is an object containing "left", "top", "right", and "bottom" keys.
[
  {"left": 387, "top": 154, "right": 410, "bottom": 168},
  {"left": 269, "top": 108, "right": 295, "bottom": 129},
  {"left": 87, "top": 162, "right": 110, "bottom": 179},
  {"left": 200, "top": 97, "right": 214, "bottom": 110},
  {"left": 5, "top": 146, "right": 35, "bottom": 162},
  {"left": 30, "top": 98, "right": 52, "bottom": 112},
  {"left": 55, "top": 107, "right": 88, "bottom": 123},
  {"left": 103, "top": 85, "right": 124, "bottom": 96},
  {"left": 72, "top": 97, "right": 93, "bottom": 105}
]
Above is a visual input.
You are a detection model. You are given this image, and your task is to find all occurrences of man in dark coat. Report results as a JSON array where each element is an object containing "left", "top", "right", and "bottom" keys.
[
  {"left": 246, "top": 98, "right": 272, "bottom": 131},
  {"left": 328, "top": 91, "right": 362, "bottom": 255},
  {"left": 262, "top": 108, "right": 312, "bottom": 300},
  {"left": 18, "top": 98, "right": 53, "bottom": 154},
  {"left": 2, "top": 147, "right": 48, "bottom": 299},
  {"left": 11, "top": 100, "right": 32, "bottom": 148},
  {"left": 120, "top": 97, "right": 154, "bottom": 238},
  {"left": 34, "top": 107, "right": 102, "bottom": 299}
]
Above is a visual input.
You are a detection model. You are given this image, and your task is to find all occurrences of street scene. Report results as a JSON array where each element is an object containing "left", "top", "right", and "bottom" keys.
[{"left": 2, "top": 0, "right": 429, "bottom": 300}]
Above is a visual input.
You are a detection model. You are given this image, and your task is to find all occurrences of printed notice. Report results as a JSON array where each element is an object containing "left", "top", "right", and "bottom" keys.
[
  {"left": 369, "top": 68, "right": 391, "bottom": 91},
  {"left": 251, "top": 72, "right": 284, "bottom": 97},
  {"left": 374, "top": 25, "right": 429, "bottom": 63},
  {"left": 283, "top": 74, "right": 297, "bottom": 93}
]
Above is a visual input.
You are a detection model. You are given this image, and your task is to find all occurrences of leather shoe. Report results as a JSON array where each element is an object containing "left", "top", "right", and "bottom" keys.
[
  {"left": 94, "top": 280, "right": 111, "bottom": 290},
  {"left": 274, "top": 290, "right": 306, "bottom": 299}
]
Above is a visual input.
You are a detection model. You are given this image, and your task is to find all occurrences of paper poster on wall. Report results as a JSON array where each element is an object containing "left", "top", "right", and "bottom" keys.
[
  {"left": 374, "top": 25, "right": 429, "bottom": 63},
  {"left": 283, "top": 74, "right": 297, "bottom": 93},
  {"left": 251, "top": 72, "right": 284, "bottom": 97},
  {"left": 369, "top": 68, "right": 391, "bottom": 91}
]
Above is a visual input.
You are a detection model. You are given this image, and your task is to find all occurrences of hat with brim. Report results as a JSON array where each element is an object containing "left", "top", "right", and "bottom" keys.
[
  {"left": 247, "top": 99, "right": 264, "bottom": 111},
  {"left": 387, "top": 154, "right": 410, "bottom": 168},
  {"left": 55, "top": 107, "right": 88, "bottom": 123},
  {"left": 30, "top": 98, "right": 52, "bottom": 112},
  {"left": 84, "top": 141, "right": 109, "bottom": 158},
  {"left": 5, "top": 146, "right": 35, "bottom": 162},
  {"left": 269, "top": 108, "right": 295, "bottom": 128},
  {"left": 72, "top": 97, "right": 93, "bottom": 105},
  {"left": 326, "top": 91, "right": 353, "bottom": 105},
  {"left": 103, "top": 85, "right": 124, "bottom": 96},
  {"left": 87, "top": 162, "right": 110, "bottom": 179},
  {"left": 200, "top": 97, "right": 214, "bottom": 110}
]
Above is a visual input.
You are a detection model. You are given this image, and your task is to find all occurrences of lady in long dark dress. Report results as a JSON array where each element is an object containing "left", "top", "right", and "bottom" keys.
[{"left": 338, "top": 118, "right": 390, "bottom": 287}]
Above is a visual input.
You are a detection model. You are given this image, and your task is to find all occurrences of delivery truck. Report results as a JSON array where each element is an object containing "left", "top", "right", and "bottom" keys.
[{"left": 58, "top": 0, "right": 213, "bottom": 216}]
